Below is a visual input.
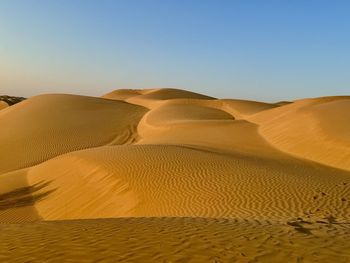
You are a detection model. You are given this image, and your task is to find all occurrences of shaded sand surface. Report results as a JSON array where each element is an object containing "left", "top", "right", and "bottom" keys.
[{"left": 0, "top": 89, "right": 349, "bottom": 262}]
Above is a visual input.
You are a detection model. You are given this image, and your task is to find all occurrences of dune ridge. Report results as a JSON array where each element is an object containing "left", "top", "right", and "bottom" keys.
[{"left": 0, "top": 88, "right": 349, "bottom": 261}]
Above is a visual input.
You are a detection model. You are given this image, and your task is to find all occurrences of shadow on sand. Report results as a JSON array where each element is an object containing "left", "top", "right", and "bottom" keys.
[{"left": 0, "top": 181, "right": 55, "bottom": 210}]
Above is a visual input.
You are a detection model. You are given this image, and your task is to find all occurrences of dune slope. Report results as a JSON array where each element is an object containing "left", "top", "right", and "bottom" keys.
[
  {"left": 250, "top": 96, "right": 350, "bottom": 171},
  {"left": 0, "top": 94, "right": 147, "bottom": 174},
  {"left": 20, "top": 144, "right": 349, "bottom": 222}
]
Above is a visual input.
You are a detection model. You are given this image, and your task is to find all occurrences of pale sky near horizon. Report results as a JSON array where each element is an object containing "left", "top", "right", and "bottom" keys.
[{"left": 0, "top": 0, "right": 349, "bottom": 102}]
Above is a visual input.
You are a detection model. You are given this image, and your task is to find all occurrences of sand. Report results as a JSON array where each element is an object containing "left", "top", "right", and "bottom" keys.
[
  {"left": 1, "top": 218, "right": 349, "bottom": 262},
  {"left": 0, "top": 88, "right": 349, "bottom": 262},
  {"left": 0, "top": 94, "right": 147, "bottom": 174},
  {"left": 250, "top": 96, "right": 350, "bottom": 171},
  {"left": 0, "top": 101, "right": 8, "bottom": 110}
]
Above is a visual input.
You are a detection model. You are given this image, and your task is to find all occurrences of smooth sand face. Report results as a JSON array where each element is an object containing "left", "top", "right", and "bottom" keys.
[
  {"left": 0, "top": 94, "right": 147, "bottom": 174},
  {"left": 0, "top": 89, "right": 349, "bottom": 262},
  {"left": 250, "top": 96, "right": 350, "bottom": 171}
]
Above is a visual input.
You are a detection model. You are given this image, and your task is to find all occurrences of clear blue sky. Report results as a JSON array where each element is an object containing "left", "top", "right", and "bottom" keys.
[{"left": 0, "top": 0, "right": 349, "bottom": 101}]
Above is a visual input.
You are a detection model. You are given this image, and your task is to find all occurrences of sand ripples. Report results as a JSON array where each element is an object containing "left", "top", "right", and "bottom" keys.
[{"left": 0, "top": 217, "right": 349, "bottom": 262}]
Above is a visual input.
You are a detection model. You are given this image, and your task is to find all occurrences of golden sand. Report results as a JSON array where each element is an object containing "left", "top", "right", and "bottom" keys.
[
  {"left": 0, "top": 101, "right": 8, "bottom": 110},
  {"left": 0, "top": 88, "right": 349, "bottom": 262},
  {"left": 1, "top": 218, "right": 349, "bottom": 262}
]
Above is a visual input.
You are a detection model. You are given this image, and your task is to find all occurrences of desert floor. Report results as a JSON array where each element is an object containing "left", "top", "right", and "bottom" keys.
[{"left": 0, "top": 89, "right": 349, "bottom": 262}]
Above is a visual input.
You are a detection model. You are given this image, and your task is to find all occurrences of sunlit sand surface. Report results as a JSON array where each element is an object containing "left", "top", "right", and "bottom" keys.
[
  {"left": 0, "top": 89, "right": 349, "bottom": 262},
  {"left": 1, "top": 218, "right": 349, "bottom": 262}
]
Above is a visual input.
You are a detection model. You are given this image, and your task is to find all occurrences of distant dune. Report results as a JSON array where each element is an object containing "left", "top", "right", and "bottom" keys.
[{"left": 0, "top": 89, "right": 349, "bottom": 262}]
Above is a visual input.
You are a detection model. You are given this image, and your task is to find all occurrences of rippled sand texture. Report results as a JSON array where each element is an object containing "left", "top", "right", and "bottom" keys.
[
  {"left": 1, "top": 218, "right": 350, "bottom": 263},
  {"left": 0, "top": 89, "right": 349, "bottom": 262}
]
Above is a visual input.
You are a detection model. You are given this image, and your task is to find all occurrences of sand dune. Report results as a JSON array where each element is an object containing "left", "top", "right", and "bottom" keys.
[
  {"left": 113, "top": 88, "right": 215, "bottom": 108},
  {"left": 0, "top": 88, "right": 349, "bottom": 261},
  {"left": 144, "top": 103, "right": 234, "bottom": 124},
  {"left": 102, "top": 88, "right": 148, "bottom": 100},
  {"left": 250, "top": 96, "right": 350, "bottom": 171},
  {"left": 22, "top": 144, "right": 349, "bottom": 222},
  {"left": 0, "top": 94, "right": 147, "bottom": 174}
]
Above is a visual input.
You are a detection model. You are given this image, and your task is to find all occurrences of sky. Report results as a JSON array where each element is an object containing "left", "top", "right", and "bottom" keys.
[{"left": 0, "top": 0, "right": 349, "bottom": 101}]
